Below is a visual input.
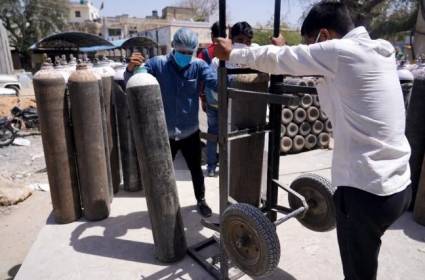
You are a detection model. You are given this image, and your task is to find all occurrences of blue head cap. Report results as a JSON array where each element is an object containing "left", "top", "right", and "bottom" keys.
[{"left": 172, "top": 28, "right": 198, "bottom": 51}]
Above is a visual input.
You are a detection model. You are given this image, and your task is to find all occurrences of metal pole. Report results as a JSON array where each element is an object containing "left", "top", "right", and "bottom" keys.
[
  {"left": 266, "top": 0, "right": 283, "bottom": 222},
  {"left": 218, "top": 0, "right": 229, "bottom": 279}
]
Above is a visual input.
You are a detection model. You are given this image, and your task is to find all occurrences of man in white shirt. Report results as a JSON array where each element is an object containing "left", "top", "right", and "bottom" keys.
[{"left": 215, "top": 2, "right": 412, "bottom": 280}]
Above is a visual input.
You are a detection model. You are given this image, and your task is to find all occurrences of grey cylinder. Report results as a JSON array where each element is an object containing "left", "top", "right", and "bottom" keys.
[
  {"left": 307, "top": 106, "right": 320, "bottom": 122},
  {"left": 406, "top": 72, "right": 425, "bottom": 208},
  {"left": 126, "top": 72, "right": 187, "bottom": 262},
  {"left": 305, "top": 134, "right": 318, "bottom": 150},
  {"left": 319, "top": 110, "right": 328, "bottom": 121},
  {"left": 281, "top": 125, "right": 286, "bottom": 138},
  {"left": 318, "top": 132, "right": 331, "bottom": 148},
  {"left": 68, "top": 64, "right": 110, "bottom": 221},
  {"left": 280, "top": 136, "right": 293, "bottom": 153},
  {"left": 292, "top": 135, "right": 305, "bottom": 153},
  {"left": 229, "top": 73, "right": 269, "bottom": 207},
  {"left": 93, "top": 62, "right": 121, "bottom": 194},
  {"left": 305, "top": 78, "right": 315, "bottom": 87},
  {"left": 312, "top": 120, "right": 324, "bottom": 135},
  {"left": 286, "top": 122, "right": 299, "bottom": 138},
  {"left": 325, "top": 119, "right": 333, "bottom": 133},
  {"left": 281, "top": 108, "right": 293, "bottom": 125},
  {"left": 300, "top": 94, "right": 313, "bottom": 109},
  {"left": 299, "top": 122, "right": 312, "bottom": 136},
  {"left": 114, "top": 67, "right": 143, "bottom": 192},
  {"left": 294, "top": 108, "right": 307, "bottom": 124},
  {"left": 414, "top": 156, "right": 425, "bottom": 225},
  {"left": 33, "top": 63, "right": 81, "bottom": 224},
  {"left": 313, "top": 95, "right": 320, "bottom": 107}
]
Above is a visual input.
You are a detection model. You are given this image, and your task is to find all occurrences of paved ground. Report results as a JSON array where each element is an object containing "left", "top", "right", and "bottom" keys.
[{"left": 3, "top": 144, "right": 424, "bottom": 280}]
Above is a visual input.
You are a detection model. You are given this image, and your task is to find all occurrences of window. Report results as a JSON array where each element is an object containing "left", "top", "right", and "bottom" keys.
[
  {"left": 108, "top": 29, "right": 122, "bottom": 37},
  {"left": 75, "top": 11, "right": 81, "bottom": 18}
]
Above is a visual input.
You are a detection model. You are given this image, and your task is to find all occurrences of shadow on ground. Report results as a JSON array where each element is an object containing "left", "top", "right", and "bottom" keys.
[
  {"left": 6, "top": 264, "right": 21, "bottom": 280},
  {"left": 389, "top": 212, "right": 425, "bottom": 242}
]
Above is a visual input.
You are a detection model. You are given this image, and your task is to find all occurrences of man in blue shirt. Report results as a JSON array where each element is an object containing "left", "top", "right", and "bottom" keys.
[{"left": 125, "top": 28, "right": 217, "bottom": 217}]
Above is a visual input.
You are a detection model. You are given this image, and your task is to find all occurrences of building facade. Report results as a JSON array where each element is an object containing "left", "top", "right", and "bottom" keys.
[{"left": 68, "top": 0, "right": 101, "bottom": 23}]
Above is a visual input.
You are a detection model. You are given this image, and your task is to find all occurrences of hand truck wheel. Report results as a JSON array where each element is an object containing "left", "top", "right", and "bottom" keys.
[
  {"left": 288, "top": 173, "right": 336, "bottom": 232},
  {"left": 222, "top": 203, "right": 280, "bottom": 277}
]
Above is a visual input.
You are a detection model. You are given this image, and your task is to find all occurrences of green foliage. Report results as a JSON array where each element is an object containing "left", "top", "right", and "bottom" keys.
[
  {"left": 0, "top": 0, "right": 69, "bottom": 55},
  {"left": 253, "top": 29, "right": 301, "bottom": 46}
]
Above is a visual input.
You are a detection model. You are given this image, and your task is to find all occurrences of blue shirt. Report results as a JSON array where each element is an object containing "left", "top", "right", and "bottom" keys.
[{"left": 124, "top": 52, "right": 217, "bottom": 140}]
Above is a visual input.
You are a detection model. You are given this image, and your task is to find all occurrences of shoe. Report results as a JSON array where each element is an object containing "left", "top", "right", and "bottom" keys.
[
  {"left": 197, "top": 199, "right": 212, "bottom": 217},
  {"left": 207, "top": 170, "right": 215, "bottom": 177}
]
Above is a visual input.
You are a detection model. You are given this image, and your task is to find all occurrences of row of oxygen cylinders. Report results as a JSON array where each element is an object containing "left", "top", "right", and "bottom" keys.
[
  {"left": 33, "top": 59, "right": 187, "bottom": 263},
  {"left": 33, "top": 60, "right": 142, "bottom": 223}
]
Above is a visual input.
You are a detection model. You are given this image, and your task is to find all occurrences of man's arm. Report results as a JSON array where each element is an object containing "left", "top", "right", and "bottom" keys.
[
  {"left": 215, "top": 38, "right": 338, "bottom": 78},
  {"left": 199, "top": 62, "right": 218, "bottom": 91}
]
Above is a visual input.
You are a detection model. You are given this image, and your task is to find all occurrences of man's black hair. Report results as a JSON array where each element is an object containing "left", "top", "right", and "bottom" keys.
[
  {"left": 211, "top": 22, "right": 222, "bottom": 38},
  {"left": 301, "top": 1, "right": 354, "bottom": 38},
  {"left": 230, "top": 21, "right": 253, "bottom": 39}
]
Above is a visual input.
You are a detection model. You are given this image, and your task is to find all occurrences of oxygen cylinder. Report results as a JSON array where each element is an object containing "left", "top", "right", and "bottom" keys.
[
  {"left": 93, "top": 60, "right": 121, "bottom": 194},
  {"left": 33, "top": 62, "right": 81, "bottom": 223},
  {"left": 229, "top": 73, "right": 269, "bottom": 207},
  {"left": 407, "top": 65, "right": 425, "bottom": 209},
  {"left": 68, "top": 64, "right": 110, "bottom": 221},
  {"left": 114, "top": 65, "right": 143, "bottom": 192},
  {"left": 126, "top": 72, "right": 186, "bottom": 263},
  {"left": 398, "top": 63, "right": 414, "bottom": 110}
]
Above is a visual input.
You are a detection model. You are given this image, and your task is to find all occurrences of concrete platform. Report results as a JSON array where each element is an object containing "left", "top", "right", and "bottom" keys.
[{"left": 16, "top": 149, "right": 425, "bottom": 280}]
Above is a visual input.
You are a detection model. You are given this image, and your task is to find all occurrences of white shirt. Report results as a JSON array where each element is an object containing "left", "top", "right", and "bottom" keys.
[{"left": 229, "top": 27, "right": 411, "bottom": 196}]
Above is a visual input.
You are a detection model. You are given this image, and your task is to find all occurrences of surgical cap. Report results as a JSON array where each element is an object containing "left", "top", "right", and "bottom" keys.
[{"left": 172, "top": 28, "right": 199, "bottom": 51}]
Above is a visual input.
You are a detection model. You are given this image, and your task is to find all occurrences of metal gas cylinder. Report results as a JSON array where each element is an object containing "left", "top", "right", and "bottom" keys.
[
  {"left": 126, "top": 72, "right": 187, "bottom": 263},
  {"left": 229, "top": 73, "right": 269, "bottom": 207},
  {"left": 113, "top": 64, "right": 143, "bottom": 192},
  {"left": 33, "top": 62, "right": 81, "bottom": 223},
  {"left": 68, "top": 64, "right": 111, "bottom": 221},
  {"left": 93, "top": 60, "right": 121, "bottom": 194}
]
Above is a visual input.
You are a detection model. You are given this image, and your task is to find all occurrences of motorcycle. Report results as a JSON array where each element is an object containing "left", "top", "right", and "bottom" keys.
[
  {"left": 10, "top": 106, "right": 39, "bottom": 130},
  {"left": 0, "top": 117, "right": 19, "bottom": 147}
]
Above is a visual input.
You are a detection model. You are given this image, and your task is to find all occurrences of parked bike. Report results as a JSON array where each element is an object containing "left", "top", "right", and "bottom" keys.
[
  {"left": 10, "top": 106, "right": 39, "bottom": 130},
  {"left": 0, "top": 117, "right": 19, "bottom": 147}
]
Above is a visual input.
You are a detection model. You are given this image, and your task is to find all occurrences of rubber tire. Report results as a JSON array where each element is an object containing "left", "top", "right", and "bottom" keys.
[
  {"left": 0, "top": 127, "right": 16, "bottom": 147},
  {"left": 222, "top": 203, "right": 280, "bottom": 277},
  {"left": 288, "top": 173, "right": 336, "bottom": 232}
]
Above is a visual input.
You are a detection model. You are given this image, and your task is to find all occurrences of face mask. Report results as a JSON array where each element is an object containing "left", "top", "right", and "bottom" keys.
[
  {"left": 174, "top": 51, "right": 192, "bottom": 68},
  {"left": 233, "top": 42, "right": 248, "bottom": 49}
]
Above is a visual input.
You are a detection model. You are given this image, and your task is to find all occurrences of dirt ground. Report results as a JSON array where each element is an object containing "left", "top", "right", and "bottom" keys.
[
  {"left": 0, "top": 135, "right": 50, "bottom": 280},
  {"left": 0, "top": 87, "right": 37, "bottom": 117}
]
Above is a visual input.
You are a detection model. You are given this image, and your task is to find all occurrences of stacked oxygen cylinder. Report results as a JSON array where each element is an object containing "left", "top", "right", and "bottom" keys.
[
  {"left": 33, "top": 56, "right": 186, "bottom": 263},
  {"left": 280, "top": 77, "right": 332, "bottom": 154},
  {"left": 405, "top": 60, "right": 425, "bottom": 225},
  {"left": 33, "top": 56, "right": 141, "bottom": 223}
]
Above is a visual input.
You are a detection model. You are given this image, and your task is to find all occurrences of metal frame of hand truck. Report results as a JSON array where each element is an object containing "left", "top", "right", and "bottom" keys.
[{"left": 187, "top": 1, "right": 319, "bottom": 279}]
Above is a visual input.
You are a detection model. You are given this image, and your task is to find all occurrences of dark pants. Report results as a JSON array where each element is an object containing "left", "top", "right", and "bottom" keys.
[
  {"left": 334, "top": 185, "right": 412, "bottom": 280},
  {"left": 170, "top": 131, "right": 205, "bottom": 202}
]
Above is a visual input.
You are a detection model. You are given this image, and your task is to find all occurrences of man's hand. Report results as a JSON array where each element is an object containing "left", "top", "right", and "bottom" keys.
[
  {"left": 214, "top": 38, "right": 233, "bottom": 61},
  {"left": 127, "top": 52, "right": 144, "bottom": 72},
  {"left": 271, "top": 34, "right": 286, "bottom": 46}
]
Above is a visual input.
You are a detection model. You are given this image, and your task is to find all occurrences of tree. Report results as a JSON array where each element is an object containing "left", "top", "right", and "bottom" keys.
[
  {"left": 253, "top": 16, "right": 301, "bottom": 46},
  {"left": 177, "top": 0, "right": 218, "bottom": 21},
  {"left": 299, "top": 0, "right": 417, "bottom": 39},
  {"left": 0, "top": 0, "right": 69, "bottom": 68}
]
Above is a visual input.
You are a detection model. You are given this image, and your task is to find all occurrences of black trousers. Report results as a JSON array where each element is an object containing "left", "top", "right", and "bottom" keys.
[
  {"left": 169, "top": 131, "right": 205, "bottom": 202},
  {"left": 334, "top": 185, "right": 412, "bottom": 280}
]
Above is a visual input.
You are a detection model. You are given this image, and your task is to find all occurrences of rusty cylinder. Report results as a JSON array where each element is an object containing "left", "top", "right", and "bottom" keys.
[
  {"left": 33, "top": 63, "right": 81, "bottom": 224},
  {"left": 93, "top": 62, "right": 121, "bottom": 194},
  {"left": 126, "top": 72, "right": 186, "bottom": 262},
  {"left": 229, "top": 73, "right": 269, "bottom": 207},
  {"left": 68, "top": 64, "right": 110, "bottom": 221},
  {"left": 114, "top": 66, "right": 143, "bottom": 192}
]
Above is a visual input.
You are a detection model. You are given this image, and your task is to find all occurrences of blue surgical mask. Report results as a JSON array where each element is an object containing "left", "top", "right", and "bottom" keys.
[{"left": 174, "top": 51, "right": 192, "bottom": 68}]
